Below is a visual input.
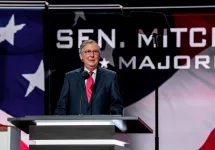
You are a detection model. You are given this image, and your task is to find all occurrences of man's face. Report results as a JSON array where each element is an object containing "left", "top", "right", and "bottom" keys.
[{"left": 79, "top": 43, "right": 100, "bottom": 71}]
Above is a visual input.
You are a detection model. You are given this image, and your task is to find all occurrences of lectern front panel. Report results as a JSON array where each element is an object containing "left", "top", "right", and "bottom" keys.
[
  {"left": 30, "top": 145, "right": 114, "bottom": 150},
  {"left": 29, "top": 125, "right": 115, "bottom": 140}
]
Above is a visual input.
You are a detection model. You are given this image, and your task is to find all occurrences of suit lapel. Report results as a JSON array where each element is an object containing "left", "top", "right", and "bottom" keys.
[
  {"left": 91, "top": 66, "right": 104, "bottom": 103},
  {"left": 79, "top": 66, "right": 105, "bottom": 105}
]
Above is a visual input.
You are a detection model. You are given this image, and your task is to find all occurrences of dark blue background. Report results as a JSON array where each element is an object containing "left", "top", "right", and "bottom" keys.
[{"left": 0, "top": 9, "right": 44, "bottom": 117}]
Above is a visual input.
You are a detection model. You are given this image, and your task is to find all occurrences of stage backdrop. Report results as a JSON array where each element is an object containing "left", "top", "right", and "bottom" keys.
[
  {"left": 46, "top": 6, "right": 215, "bottom": 150},
  {"left": 0, "top": 3, "right": 46, "bottom": 150}
]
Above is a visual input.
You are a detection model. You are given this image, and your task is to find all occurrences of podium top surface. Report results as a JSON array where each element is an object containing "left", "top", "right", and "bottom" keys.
[{"left": 7, "top": 115, "right": 153, "bottom": 134}]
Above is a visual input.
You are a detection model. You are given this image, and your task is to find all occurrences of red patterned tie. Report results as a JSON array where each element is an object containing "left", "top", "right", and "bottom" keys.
[{"left": 86, "top": 71, "right": 94, "bottom": 103}]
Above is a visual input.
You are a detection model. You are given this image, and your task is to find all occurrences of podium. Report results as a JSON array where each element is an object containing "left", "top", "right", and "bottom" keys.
[{"left": 8, "top": 115, "right": 152, "bottom": 150}]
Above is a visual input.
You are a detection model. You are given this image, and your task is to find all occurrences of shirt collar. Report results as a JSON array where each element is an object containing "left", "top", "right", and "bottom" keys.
[{"left": 84, "top": 67, "right": 97, "bottom": 75}]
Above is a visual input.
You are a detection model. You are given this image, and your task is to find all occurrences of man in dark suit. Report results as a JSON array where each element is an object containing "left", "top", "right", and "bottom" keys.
[{"left": 55, "top": 39, "right": 124, "bottom": 115}]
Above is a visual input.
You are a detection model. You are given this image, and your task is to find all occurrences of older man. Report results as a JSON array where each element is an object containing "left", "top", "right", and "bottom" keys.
[{"left": 55, "top": 39, "right": 124, "bottom": 115}]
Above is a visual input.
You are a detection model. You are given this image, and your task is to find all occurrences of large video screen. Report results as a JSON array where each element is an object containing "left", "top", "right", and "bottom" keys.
[{"left": 46, "top": 5, "right": 215, "bottom": 150}]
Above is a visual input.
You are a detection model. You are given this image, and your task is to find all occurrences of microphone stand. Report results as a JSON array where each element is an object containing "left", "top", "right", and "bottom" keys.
[
  {"left": 79, "top": 79, "right": 83, "bottom": 116},
  {"left": 80, "top": 71, "right": 90, "bottom": 115},
  {"left": 153, "top": 33, "right": 159, "bottom": 150},
  {"left": 79, "top": 71, "right": 89, "bottom": 116}
]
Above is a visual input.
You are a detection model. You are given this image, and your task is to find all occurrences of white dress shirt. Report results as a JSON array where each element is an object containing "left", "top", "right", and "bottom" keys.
[{"left": 84, "top": 67, "right": 97, "bottom": 85}]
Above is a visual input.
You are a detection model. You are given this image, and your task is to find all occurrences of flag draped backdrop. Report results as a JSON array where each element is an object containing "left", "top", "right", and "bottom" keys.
[{"left": 0, "top": 9, "right": 44, "bottom": 150}]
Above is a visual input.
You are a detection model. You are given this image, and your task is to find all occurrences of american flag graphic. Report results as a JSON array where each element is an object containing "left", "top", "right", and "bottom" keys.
[
  {"left": 0, "top": 9, "right": 44, "bottom": 150},
  {"left": 124, "top": 12, "right": 215, "bottom": 150}
]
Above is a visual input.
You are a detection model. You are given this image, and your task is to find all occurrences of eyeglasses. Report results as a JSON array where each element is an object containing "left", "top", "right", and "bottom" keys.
[{"left": 82, "top": 50, "right": 100, "bottom": 55}]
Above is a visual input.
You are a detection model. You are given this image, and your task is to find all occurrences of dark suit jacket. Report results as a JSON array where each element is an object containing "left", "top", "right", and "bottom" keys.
[{"left": 55, "top": 66, "right": 124, "bottom": 115}]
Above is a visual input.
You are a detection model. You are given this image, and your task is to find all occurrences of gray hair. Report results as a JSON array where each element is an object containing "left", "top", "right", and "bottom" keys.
[{"left": 79, "top": 39, "right": 101, "bottom": 53}]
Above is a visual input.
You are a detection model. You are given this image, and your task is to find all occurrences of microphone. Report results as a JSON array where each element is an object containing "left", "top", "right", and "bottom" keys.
[
  {"left": 82, "top": 70, "right": 90, "bottom": 79},
  {"left": 79, "top": 71, "right": 90, "bottom": 115}
]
